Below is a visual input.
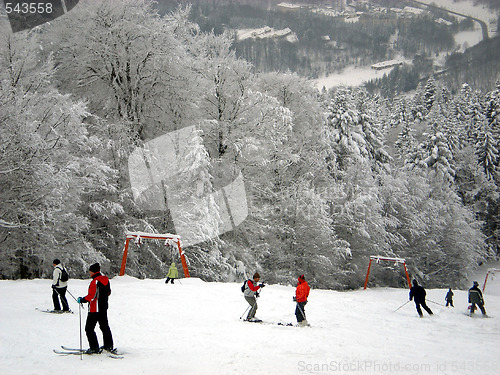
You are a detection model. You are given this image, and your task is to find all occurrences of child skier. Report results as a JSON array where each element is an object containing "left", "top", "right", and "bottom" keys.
[
  {"left": 243, "top": 272, "right": 265, "bottom": 321},
  {"left": 165, "top": 263, "right": 179, "bottom": 284},
  {"left": 445, "top": 288, "right": 454, "bottom": 307},
  {"left": 294, "top": 274, "right": 310, "bottom": 327}
]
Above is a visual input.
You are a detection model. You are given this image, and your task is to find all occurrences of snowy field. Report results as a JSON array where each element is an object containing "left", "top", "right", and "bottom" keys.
[{"left": 1, "top": 272, "right": 499, "bottom": 375}]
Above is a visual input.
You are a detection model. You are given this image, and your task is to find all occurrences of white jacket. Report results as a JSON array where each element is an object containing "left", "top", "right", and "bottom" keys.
[{"left": 52, "top": 265, "right": 68, "bottom": 288}]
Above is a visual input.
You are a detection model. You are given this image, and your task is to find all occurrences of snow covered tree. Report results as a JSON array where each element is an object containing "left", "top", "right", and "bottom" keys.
[
  {"left": 45, "top": 0, "right": 200, "bottom": 142},
  {"left": 326, "top": 87, "right": 389, "bottom": 171},
  {"left": 423, "top": 76, "right": 436, "bottom": 111},
  {"left": 476, "top": 126, "right": 499, "bottom": 181},
  {"left": 0, "top": 28, "right": 117, "bottom": 278}
]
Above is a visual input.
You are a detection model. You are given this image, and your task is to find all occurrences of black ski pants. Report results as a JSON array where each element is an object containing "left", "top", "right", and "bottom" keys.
[
  {"left": 295, "top": 301, "right": 307, "bottom": 322},
  {"left": 52, "top": 286, "right": 69, "bottom": 311},
  {"left": 470, "top": 302, "right": 486, "bottom": 316},
  {"left": 414, "top": 301, "right": 433, "bottom": 317},
  {"left": 85, "top": 311, "right": 113, "bottom": 350}
]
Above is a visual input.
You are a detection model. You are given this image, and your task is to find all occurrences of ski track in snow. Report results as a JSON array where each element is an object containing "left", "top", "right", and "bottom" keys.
[{"left": 0, "top": 273, "right": 499, "bottom": 375}]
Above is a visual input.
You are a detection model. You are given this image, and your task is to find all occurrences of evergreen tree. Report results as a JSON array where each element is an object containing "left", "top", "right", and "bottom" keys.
[{"left": 476, "top": 126, "right": 499, "bottom": 181}]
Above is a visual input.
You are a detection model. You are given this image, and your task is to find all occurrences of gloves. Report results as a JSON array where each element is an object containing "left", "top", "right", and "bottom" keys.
[
  {"left": 293, "top": 296, "right": 297, "bottom": 302},
  {"left": 77, "top": 297, "right": 86, "bottom": 304},
  {"left": 259, "top": 283, "right": 265, "bottom": 288}
]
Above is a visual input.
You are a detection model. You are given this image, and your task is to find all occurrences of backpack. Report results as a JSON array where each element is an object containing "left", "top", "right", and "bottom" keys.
[
  {"left": 60, "top": 267, "right": 69, "bottom": 282},
  {"left": 241, "top": 279, "right": 249, "bottom": 293}
]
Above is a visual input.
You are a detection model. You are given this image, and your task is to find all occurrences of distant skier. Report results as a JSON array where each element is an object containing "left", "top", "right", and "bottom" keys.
[
  {"left": 294, "top": 274, "right": 310, "bottom": 327},
  {"left": 445, "top": 288, "right": 454, "bottom": 307},
  {"left": 52, "top": 259, "right": 70, "bottom": 312},
  {"left": 468, "top": 281, "right": 487, "bottom": 317},
  {"left": 165, "top": 263, "right": 179, "bottom": 284},
  {"left": 409, "top": 279, "right": 433, "bottom": 317},
  {"left": 243, "top": 272, "right": 265, "bottom": 322},
  {"left": 77, "top": 263, "right": 114, "bottom": 354}
]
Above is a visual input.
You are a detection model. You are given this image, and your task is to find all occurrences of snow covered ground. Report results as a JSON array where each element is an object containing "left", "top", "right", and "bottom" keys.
[{"left": 1, "top": 272, "right": 499, "bottom": 375}]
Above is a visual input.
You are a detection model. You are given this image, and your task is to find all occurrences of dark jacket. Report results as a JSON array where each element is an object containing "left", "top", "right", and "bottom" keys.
[
  {"left": 82, "top": 272, "right": 111, "bottom": 313},
  {"left": 468, "top": 286, "right": 484, "bottom": 304},
  {"left": 409, "top": 282, "right": 426, "bottom": 303},
  {"left": 445, "top": 290, "right": 453, "bottom": 301}
]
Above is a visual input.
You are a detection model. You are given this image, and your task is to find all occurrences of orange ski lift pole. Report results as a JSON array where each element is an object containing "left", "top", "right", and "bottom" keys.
[
  {"left": 119, "top": 231, "right": 190, "bottom": 278},
  {"left": 364, "top": 255, "right": 411, "bottom": 290},
  {"left": 483, "top": 268, "right": 500, "bottom": 292}
]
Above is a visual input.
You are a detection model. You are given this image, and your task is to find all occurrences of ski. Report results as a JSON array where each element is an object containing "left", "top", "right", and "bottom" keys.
[
  {"left": 55, "top": 346, "right": 123, "bottom": 359},
  {"left": 243, "top": 319, "right": 303, "bottom": 327},
  {"left": 36, "top": 308, "right": 73, "bottom": 314},
  {"left": 61, "top": 345, "right": 124, "bottom": 356}
]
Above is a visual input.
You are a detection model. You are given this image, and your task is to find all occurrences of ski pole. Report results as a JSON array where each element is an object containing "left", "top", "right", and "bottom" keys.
[
  {"left": 67, "top": 289, "right": 85, "bottom": 310},
  {"left": 394, "top": 300, "right": 410, "bottom": 312},
  {"left": 79, "top": 303, "right": 83, "bottom": 360},
  {"left": 427, "top": 299, "right": 445, "bottom": 307},
  {"left": 240, "top": 305, "right": 251, "bottom": 320}
]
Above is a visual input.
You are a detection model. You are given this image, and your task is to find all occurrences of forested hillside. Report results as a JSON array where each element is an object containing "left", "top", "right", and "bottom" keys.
[{"left": 0, "top": 0, "right": 498, "bottom": 290}]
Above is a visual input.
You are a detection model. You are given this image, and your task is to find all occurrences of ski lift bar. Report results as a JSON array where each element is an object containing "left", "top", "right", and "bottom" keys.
[
  {"left": 364, "top": 255, "right": 411, "bottom": 290},
  {"left": 119, "top": 232, "right": 189, "bottom": 278}
]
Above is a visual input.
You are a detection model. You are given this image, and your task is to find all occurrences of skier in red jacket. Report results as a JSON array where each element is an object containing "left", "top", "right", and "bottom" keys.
[
  {"left": 77, "top": 263, "right": 114, "bottom": 354},
  {"left": 294, "top": 274, "right": 310, "bottom": 326}
]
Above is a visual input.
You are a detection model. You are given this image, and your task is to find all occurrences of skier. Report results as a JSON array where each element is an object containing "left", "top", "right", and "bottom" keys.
[
  {"left": 77, "top": 263, "right": 114, "bottom": 354},
  {"left": 243, "top": 272, "right": 265, "bottom": 321},
  {"left": 165, "top": 263, "right": 179, "bottom": 284},
  {"left": 294, "top": 274, "right": 310, "bottom": 327},
  {"left": 409, "top": 279, "right": 433, "bottom": 317},
  {"left": 468, "top": 281, "right": 487, "bottom": 317},
  {"left": 445, "top": 288, "right": 454, "bottom": 307},
  {"left": 52, "top": 259, "right": 70, "bottom": 312}
]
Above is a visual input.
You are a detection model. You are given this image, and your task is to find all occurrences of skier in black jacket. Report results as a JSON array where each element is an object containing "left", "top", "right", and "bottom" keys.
[
  {"left": 409, "top": 279, "right": 433, "bottom": 317},
  {"left": 468, "top": 281, "right": 487, "bottom": 316}
]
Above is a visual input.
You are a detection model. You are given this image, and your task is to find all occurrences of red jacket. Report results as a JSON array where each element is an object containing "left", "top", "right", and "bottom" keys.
[
  {"left": 295, "top": 278, "right": 310, "bottom": 303},
  {"left": 82, "top": 272, "right": 111, "bottom": 313}
]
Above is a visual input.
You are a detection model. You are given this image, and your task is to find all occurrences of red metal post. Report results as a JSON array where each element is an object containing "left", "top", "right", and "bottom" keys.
[
  {"left": 403, "top": 262, "right": 411, "bottom": 289},
  {"left": 483, "top": 272, "right": 490, "bottom": 292},
  {"left": 119, "top": 238, "right": 131, "bottom": 276},
  {"left": 364, "top": 259, "right": 373, "bottom": 289},
  {"left": 177, "top": 239, "right": 190, "bottom": 278}
]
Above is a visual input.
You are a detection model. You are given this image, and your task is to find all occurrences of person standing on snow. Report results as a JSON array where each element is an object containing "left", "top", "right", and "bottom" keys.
[
  {"left": 409, "top": 279, "right": 433, "bottom": 317},
  {"left": 294, "top": 274, "right": 310, "bottom": 327},
  {"left": 52, "top": 259, "right": 70, "bottom": 312},
  {"left": 468, "top": 281, "right": 487, "bottom": 317},
  {"left": 445, "top": 288, "right": 454, "bottom": 307},
  {"left": 77, "top": 263, "right": 114, "bottom": 354},
  {"left": 243, "top": 272, "right": 265, "bottom": 321},
  {"left": 165, "top": 263, "right": 179, "bottom": 284}
]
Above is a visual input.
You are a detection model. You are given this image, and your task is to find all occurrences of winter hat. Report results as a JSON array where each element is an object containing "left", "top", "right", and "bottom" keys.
[
  {"left": 412, "top": 279, "right": 418, "bottom": 286},
  {"left": 89, "top": 263, "right": 100, "bottom": 273},
  {"left": 298, "top": 274, "right": 305, "bottom": 281},
  {"left": 473, "top": 281, "right": 479, "bottom": 286},
  {"left": 253, "top": 272, "right": 260, "bottom": 279},
  {"left": 53, "top": 259, "right": 61, "bottom": 265}
]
